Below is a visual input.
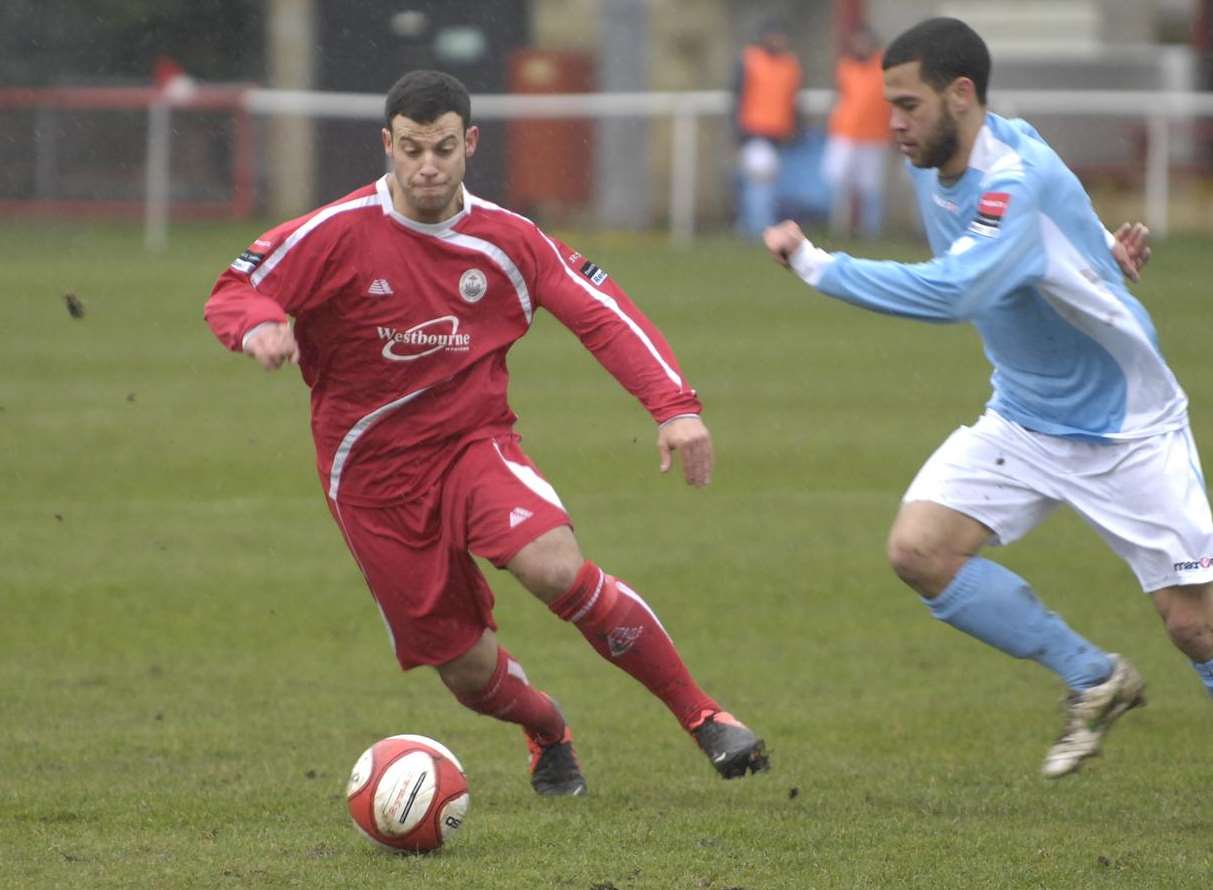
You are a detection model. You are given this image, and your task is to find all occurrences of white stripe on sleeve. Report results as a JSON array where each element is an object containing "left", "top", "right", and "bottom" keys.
[
  {"left": 535, "top": 232, "right": 684, "bottom": 389},
  {"left": 250, "top": 195, "right": 379, "bottom": 288}
]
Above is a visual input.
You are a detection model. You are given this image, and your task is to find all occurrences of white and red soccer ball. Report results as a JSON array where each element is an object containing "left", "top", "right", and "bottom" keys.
[{"left": 346, "top": 734, "right": 469, "bottom": 853}]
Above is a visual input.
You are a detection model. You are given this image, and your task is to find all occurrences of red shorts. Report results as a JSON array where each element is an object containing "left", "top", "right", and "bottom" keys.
[{"left": 326, "top": 435, "right": 571, "bottom": 670}]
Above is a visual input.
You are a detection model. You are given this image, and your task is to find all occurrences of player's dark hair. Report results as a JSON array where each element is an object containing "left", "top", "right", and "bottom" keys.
[
  {"left": 882, "top": 17, "right": 990, "bottom": 104},
  {"left": 384, "top": 70, "right": 471, "bottom": 129}
]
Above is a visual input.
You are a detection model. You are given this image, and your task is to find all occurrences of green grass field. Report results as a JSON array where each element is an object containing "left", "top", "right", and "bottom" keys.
[{"left": 3, "top": 220, "right": 1212, "bottom": 889}]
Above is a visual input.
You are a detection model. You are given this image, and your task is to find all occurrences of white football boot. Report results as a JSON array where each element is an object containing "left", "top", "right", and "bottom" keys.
[{"left": 1041, "top": 654, "right": 1145, "bottom": 779}]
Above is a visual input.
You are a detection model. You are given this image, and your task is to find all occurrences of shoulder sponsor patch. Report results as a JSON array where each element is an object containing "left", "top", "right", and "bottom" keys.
[
  {"left": 230, "top": 248, "right": 266, "bottom": 275},
  {"left": 579, "top": 259, "right": 609, "bottom": 287},
  {"left": 968, "top": 191, "right": 1011, "bottom": 238}
]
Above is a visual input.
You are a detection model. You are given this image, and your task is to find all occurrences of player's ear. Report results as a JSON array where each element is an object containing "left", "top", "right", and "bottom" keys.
[
  {"left": 946, "top": 76, "right": 977, "bottom": 113},
  {"left": 464, "top": 125, "right": 480, "bottom": 159},
  {"left": 381, "top": 127, "right": 393, "bottom": 157}
]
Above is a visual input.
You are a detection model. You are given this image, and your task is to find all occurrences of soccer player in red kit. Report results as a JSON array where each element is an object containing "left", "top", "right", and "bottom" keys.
[{"left": 204, "top": 70, "right": 768, "bottom": 795}]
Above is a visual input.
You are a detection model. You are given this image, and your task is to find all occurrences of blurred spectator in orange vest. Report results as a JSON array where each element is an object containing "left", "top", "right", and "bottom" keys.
[
  {"left": 732, "top": 18, "right": 803, "bottom": 238},
  {"left": 822, "top": 25, "right": 891, "bottom": 238}
]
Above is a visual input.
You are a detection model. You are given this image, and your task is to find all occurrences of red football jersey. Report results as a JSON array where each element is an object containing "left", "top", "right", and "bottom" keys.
[{"left": 205, "top": 176, "right": 702, "bottom": 505}]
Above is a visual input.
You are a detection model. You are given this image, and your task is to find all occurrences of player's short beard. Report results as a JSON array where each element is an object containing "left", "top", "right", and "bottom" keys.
[
  {"left": 916, "top": 105, "right": 960, "bottom": 170},
  {"left": 401, "top": 175, "right": 462, "bottom": 220}
]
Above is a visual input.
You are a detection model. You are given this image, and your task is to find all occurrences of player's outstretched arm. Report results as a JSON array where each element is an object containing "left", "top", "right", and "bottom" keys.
[
  {"left": 657, "top": 415, "right": 713, "bottom": 488},
  {"left": 243, "top": 322, "right": 300, "bottom": 371},
  {"left": 1111, "top": 222, "right": 1151, "bottom": 282}
]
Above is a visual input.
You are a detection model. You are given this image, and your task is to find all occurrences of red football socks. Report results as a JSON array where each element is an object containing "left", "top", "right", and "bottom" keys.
[
  {"left": 455, "top": 645, "right": 566, "bottom": 746},
  {"left": 548, "top": 560, "right": 718, "bottom": 731}
]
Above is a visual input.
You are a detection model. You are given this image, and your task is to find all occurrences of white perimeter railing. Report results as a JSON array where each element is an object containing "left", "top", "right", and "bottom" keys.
[{"left": 143, "top": 87, "right": 1213, "bottom": 249}]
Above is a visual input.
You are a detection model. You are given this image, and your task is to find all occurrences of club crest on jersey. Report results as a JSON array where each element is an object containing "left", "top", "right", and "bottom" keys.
[
  {"left": 969, "top": 191, "right": 1011, "bottom": 238},
  {"left": 377, "top": 316, "right": 471, "bottom": 361},
  {"left": 459, "top": 268, "right": 488, "bottom": 303}
]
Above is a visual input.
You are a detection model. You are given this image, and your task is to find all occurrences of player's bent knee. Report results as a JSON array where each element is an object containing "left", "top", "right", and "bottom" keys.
[
  {"left": 886, "top": 535, "right": 939, "bottom": 589},
  {"left": 1162, "top": 607, "right": 1213, "bottom": 658},
  {"left": 508, "top": 526, "right": 583, "bottom": 603},
  {"left": 437, "top": 660, "right": 491, "bottom": 697},
  {"left": 436, "top": 633, "right": 498, "bottom": 696}
]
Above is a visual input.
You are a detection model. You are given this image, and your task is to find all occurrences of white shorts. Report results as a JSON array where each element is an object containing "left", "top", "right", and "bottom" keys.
[{"left": 903, "top": 411, "right": 1213, "bottom": 592}]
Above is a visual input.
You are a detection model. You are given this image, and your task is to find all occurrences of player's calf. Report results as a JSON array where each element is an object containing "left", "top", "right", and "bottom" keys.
[
  {"left": 448, "top": 644, "right": 567, "bottom": 746},
  {"left": 548, "top": 561, "right": 770, "bottom": 779}
]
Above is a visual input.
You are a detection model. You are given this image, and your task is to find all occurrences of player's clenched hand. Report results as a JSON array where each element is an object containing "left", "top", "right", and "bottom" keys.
[
  {"left": 657, "top": 415, "right": 713, "bottom": 487},
  {"left": 244, "top": 322, "right": 300, "bottom": 371},
  {"left": 1112, "top": 222, "right": 1151, "bottom": 282},
  {"left": 763, "top": 220, "right": 808, "bottom": 268}
]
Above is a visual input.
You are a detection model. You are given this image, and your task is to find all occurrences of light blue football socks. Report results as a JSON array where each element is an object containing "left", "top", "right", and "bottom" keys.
[
  {"left": 1191, "top": 657, "right": 1213, "bottom": 698},
  {"left": 924, "top": 557, "right": 1114, "bottom": 691}
]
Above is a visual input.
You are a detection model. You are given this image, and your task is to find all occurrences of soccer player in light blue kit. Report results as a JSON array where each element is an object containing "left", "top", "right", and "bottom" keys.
[{"left": 764, "top": 17, "right": 1213, "bottom": 777}]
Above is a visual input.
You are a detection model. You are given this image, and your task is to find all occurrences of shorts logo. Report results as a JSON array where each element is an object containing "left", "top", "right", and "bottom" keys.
[
  {"left": 969, "top": 191, "right": 1011, "bottom": 238},
  {"left": 508, "top": 507, "right": 533, "bottom": 528},
  {"left": 377, "top": 316, "right": 470, "bottom": 361},
  {"left": 1174, "top": 556, "right": 1213, "bottom": 572},
  {"left": 230, "top": 249, "right": 266, "bottom": 275},
  {"left": 579, "top": 260, "right": 609, "bottom": 287},
  {"left": 458, "top": 268, "right": 488, "bottom": 303},
  {"left": 606, "top": 625, "right": 643, "bottom": 657}
]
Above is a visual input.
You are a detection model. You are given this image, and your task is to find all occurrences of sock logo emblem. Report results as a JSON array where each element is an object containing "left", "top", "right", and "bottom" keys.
[{"left": 606, "top": 626, "right": 643, "bottom": 657}]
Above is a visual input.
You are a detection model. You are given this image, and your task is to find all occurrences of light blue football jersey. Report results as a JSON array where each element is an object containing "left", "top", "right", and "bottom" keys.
[{"left": 812, "top": 112, "right": 1188, "bottom": 441}]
